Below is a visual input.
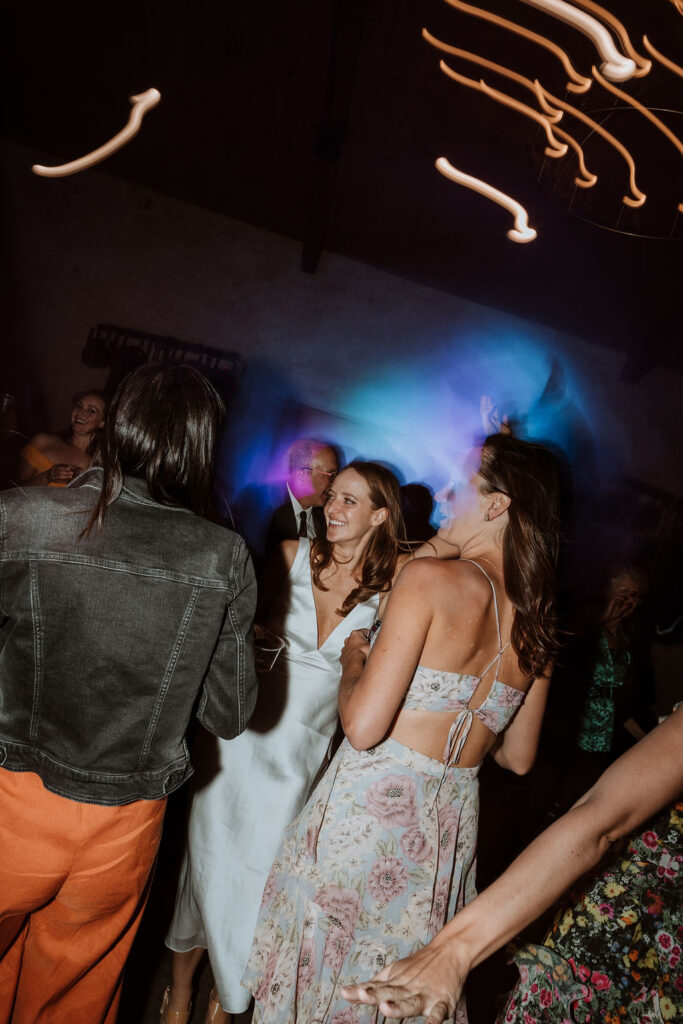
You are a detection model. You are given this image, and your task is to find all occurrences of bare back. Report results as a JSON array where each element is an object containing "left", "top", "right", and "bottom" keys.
[{"left": 371, "top": 558, "right": 533, "bottom": 766}]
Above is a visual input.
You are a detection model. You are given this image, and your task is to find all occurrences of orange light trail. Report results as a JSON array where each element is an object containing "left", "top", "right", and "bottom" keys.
[
  {"left": 551, "top": 126, "right": 598, "bottom": 187},
  {"left": 435, "top": 157, "right": 538, "bottom": 242},
  {"left": 570, "top": 0, "right": 651, "bottom": 76},
  {"left": 439, "top": 60, "right": 568, "bottom": 157},
  {"left": 592, "top": 65, "right": 683, "bottom": 212},
  {"left": 642, "top": 36, "right": 683, "bottom": 80},
  {"left": 422, "top": 28, "right": 563, "bottom": 121},
  {"left": 32, "top": 89, "right": 161, "bottom": 178},
  {"left": 533, "top": 80, "right": 646, "bottom": 207},
  {"left": 441, "top": 0, "right": 592, "bottom": 93},
  {"left": 519, "top": 0, "right": 636, "bottom": 81}
]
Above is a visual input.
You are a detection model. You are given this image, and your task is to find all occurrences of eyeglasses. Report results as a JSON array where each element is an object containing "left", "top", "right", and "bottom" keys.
[{"left": 300, "top": 467, "right": 337, "bottom": 481}]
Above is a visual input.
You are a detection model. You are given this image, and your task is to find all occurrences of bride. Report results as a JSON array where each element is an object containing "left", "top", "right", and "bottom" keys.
[{"left": 162, "top": 461, "right": 409, "bottom": 1024}]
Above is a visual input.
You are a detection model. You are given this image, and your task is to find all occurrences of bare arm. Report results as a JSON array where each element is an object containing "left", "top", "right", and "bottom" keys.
[
  {"left": 489, "top": 667, "right": 552, "bottom": 775},
  {"left": 343, "top": 708, "right": 683, "bottom": 1023},
  {"left": 339, "top": 560, "right": 434, "bottom": 749},
  {"left": 19, "top": 434, "right": 75, "bottom": 486}
]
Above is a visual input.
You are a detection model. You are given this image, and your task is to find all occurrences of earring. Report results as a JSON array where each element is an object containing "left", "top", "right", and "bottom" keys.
[{"left": 484, "top": 512, "right": 490, "bottom": 521}]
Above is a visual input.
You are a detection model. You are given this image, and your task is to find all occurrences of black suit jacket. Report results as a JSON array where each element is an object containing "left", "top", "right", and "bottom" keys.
[{"left": 265, "top": 501, "right": 326, "bottom": 554}]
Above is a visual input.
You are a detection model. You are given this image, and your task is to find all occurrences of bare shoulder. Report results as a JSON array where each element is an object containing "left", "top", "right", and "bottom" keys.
[
  {"left": 26, "top": 432, "right": 57, "bottom": 452},
  {"left": 393, "top": 555, "right": 463, "bottom": 593},
  {"left": 437, "top": 557, "right": 496, "bottom": 605}
]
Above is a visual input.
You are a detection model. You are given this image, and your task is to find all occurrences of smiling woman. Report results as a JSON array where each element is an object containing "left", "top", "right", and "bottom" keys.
[
  {"left": 18, "top": 389, "right": 108, "bottom": 487},
  {"left": 162, "top": 461, "right": 409, "bottom": 1023}
]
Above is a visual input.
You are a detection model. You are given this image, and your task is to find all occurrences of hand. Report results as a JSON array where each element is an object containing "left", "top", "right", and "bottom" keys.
[
  {"left": 49, "top": 463, "right": 77, "bottom": 483},
  {"left": 339, "top": 629, "right": 370, "bottom": 670},
  {"left": 480, "top": 395, "right": 511, "bottom": 436},
  {"left": 341, "top": 938, "right": 466, "bottom": 1024}
]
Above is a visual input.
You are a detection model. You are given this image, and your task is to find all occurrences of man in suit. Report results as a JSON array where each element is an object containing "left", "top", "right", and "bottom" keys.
[{"left": 265, "top": 439, "right": 339, "bottom": 552}]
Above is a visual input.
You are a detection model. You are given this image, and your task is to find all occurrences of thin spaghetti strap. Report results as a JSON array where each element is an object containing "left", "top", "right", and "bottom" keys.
[{"left": 460, "top": 558, "right": 502, "bottom": 650}]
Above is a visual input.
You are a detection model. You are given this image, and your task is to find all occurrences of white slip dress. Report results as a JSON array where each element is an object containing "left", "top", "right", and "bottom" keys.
[{"left": 165, "top": 538, "right": 380, "bottom": 1013}]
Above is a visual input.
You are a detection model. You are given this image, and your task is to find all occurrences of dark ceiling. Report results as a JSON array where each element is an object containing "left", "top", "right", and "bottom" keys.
[{"left": 4, "top": 0, "right": 683, "bottom": 377}]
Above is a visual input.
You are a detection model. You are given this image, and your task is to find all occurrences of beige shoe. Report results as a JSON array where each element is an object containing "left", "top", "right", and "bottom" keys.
[
  {"left": 204, "top": 986, "right": 230, "bottom": 1024},
  {"left": 160, "top": 985, "right": 192, "bottom": 1024}
]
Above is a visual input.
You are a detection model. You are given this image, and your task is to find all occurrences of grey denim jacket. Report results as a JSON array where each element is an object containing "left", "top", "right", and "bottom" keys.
[{"left": 0, "top": 468, "right": 258, "bottom": 805}]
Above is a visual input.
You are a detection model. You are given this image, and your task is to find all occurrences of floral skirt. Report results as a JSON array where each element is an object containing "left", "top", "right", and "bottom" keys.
[
  {"left": 244, "top": 737, "right": 480, "bottom": 1024},
  {"left": 498, "top": 802, "right": 683, "bottom": 1024}
]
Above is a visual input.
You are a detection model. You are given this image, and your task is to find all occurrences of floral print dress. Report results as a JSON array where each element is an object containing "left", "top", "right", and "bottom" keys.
[
  {"left": 499, "top": 802, "right": 683, "bottom": 1024},
  {"left": 244, "top": 560, "right": 527, "bottom": 1024}
]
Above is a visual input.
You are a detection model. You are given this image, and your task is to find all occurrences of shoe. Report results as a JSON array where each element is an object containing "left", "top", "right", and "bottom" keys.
[
  {"left": 204, "top": 986, "right": 230, "bottom": 1024},
  {"left": 160, "top": 985, "right": 192, "bottom": 1024}
]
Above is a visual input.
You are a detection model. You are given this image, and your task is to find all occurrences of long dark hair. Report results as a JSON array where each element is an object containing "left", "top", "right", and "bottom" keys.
[
  {"left": 311, "top": 461, "right": 406, "bottom": 615},
  {"left": 479, "top": 433, "right": 561, "bottom": 677},
  {"left": 83, "top": 364, "right": 225, "bottom": 534}
]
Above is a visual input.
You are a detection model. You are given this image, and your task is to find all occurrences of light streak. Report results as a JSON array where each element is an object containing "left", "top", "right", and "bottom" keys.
[
  {"left": 441, "top": 0, "right": 592, "bottom": 93},
  {"left": 435, "top": 157, "right": 537, "bottom": 242},
  {"left": 533, "top": 80, "right": 646, "bottom": 207},
  {"left": 518, "top": 0, "right": 637, "bottom": 81},
  {"left": 551, "top": 126, "right": 598, "bottom": 187},
  {"left": 439, "top": 60, "right": 568, "bottom": 157},
  {"left": 642, "top": 36, "right": 683, "bottom": 80},
  {"left": 592, "top": 65, "right": 683, "bottom": 212},
  {"left": 428, "top": 36, "right": 596, "bottom": 188},
  {"left": 569, "top": 0, "right": 651, "bottom": 76},
  {"left": 32, "top": 88, "right": 161, "bottom": 178},
  {"left": 422, "top": 28, "right": 563, "bottom": 121}
]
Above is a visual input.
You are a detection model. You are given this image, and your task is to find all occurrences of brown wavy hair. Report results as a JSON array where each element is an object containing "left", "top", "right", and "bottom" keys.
[
  {"left": 479, "top": 433, "right": 561, "bottom": 677},
  {"left": 311, "top": 461, "right": 406, "bottom": 615}
]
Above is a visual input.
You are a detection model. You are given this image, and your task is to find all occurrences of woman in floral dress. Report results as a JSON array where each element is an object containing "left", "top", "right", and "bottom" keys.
[
  {"left": 342, "top": 708, "right": 682, "bottom": 1024},
  {"left": 244, "top": 434, "right": 562, "bottom": 1023}
]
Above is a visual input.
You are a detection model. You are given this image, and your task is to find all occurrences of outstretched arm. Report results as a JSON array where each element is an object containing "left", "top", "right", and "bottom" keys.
[{"left": 342, "top": 708, "right": 683, "bottom": 1022}]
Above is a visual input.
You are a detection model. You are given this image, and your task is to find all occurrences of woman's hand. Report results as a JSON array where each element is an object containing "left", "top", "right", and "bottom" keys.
[
  {"left": 480, "top": 395, "right": 511, "bottom": 436},
  {"left": 49, "top": 463, "right": 77, "bottom": 484},
  {"left": 341, "top": 938, "right": 466, "bottom": 1024},
  {"left": 340, "top": 629, "right": 370, "bottom": 671}
]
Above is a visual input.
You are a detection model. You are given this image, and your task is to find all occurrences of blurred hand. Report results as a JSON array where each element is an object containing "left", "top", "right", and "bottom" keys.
[
  {"left": 480, "top": 395, "right": 511, "bottom": 436},
  {"left": 49, "top": 463, "right": 77, "bottom": 483},
  {"left": 341, "top": 939, "right": 464, "bottom": 1024}
]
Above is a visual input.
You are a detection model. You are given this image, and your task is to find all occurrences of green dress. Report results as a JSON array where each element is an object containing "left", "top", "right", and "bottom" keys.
[{"left": 498, "top": 802, "right": 683, "bottom": 1023}]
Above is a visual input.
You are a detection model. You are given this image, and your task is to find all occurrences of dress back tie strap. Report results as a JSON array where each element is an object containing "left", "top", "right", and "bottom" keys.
[{"left": 442, "top": 708, "right": 474, "bottom": 766}]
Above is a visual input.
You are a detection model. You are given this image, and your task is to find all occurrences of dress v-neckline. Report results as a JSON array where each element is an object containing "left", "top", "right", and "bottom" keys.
[{"left": 311, "top": 573, "right": 372, "bottom": 652}]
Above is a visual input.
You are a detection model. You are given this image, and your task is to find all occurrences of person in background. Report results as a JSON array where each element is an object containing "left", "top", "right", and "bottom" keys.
[
  {"left": 0, "top": 364, "right": 257, "bottom": 1024},
  {"left": 265, "top": 438, "right": 339, "bottom": 551},
  {"left": 18, "top": 387, "right": 107, "bottom": 486},
  {"left": 549, "top": 563, "right": 652, "bottom": 818},
  {"left": 342, "top": 706, "right": 682, "bottom": 1024}
]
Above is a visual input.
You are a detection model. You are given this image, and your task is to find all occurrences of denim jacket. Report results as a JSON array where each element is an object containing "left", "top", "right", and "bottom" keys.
[{"left": 0, "top": 468, "right": 258, "bottom": 805}]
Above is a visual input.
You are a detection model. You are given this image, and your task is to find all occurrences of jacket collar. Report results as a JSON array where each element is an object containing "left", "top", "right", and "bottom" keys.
[{"left": 70, "top": 466, "right": 192, "bottom": 512}]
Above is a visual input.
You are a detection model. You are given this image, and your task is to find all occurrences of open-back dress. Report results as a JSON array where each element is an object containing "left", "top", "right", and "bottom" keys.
[{"left": 244, "top": 560, "right": 527, "bottom": 1024}]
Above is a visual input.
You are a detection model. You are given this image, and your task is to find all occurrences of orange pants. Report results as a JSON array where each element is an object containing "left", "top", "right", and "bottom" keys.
[{"left": 0, "top": 768, "right": 166, "bottom": 1024}]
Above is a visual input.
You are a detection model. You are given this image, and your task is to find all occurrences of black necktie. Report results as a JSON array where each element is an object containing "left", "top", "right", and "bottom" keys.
[{"left": 298, "top": 510, "right": 308, "bottom": 537}]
